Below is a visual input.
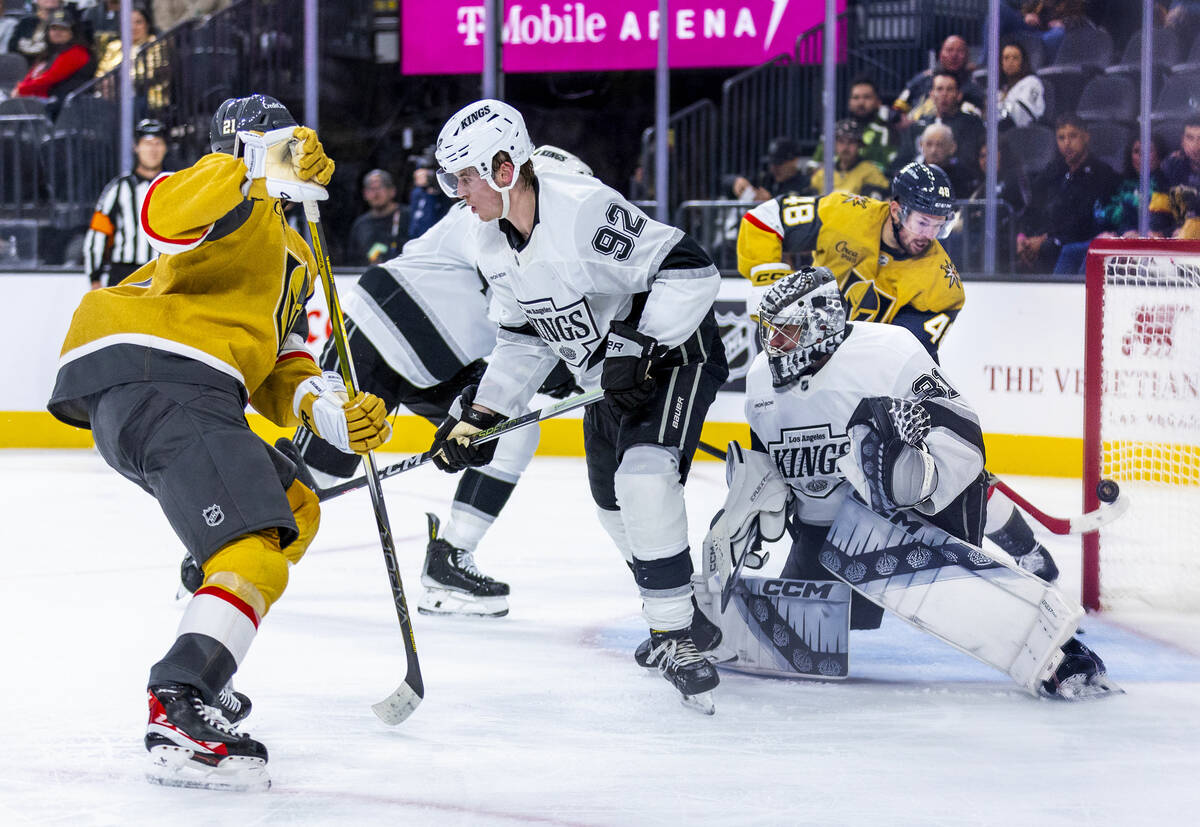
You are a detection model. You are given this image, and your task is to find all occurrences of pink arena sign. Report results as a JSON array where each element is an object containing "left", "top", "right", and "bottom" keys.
[{"left": 401, "top": 1, "right": 844, "bottom": 75}]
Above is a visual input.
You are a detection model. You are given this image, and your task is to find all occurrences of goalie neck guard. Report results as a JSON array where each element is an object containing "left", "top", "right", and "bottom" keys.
[
  {"left": 210, "top": 94, "right": 297, "bottom": 154},
  {"left": 435, "top": 99, "right": 535, "bottom": 198},
  {"left": 757, "top": 266, "right": 848, "bottom": 388}
]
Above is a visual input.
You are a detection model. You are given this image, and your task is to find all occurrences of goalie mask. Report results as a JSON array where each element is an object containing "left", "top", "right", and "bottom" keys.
[
  {"left": 210, "top": 94, "right": 297, "bottom": 154},
  {"left": 435, "top": 99, "right": 535, "bottom": 199},
  {"left": 757, "top": 267, "right": 847, "bottom": 387}
]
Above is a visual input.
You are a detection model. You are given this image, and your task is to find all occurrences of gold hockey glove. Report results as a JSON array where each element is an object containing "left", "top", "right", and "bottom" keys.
[{"left": 291, "top": 126, "right": 335, "bottom": 185}]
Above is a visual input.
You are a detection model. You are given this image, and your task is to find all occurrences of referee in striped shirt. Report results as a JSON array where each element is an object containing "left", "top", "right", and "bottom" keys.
[{"left": 83, "top": 119, "right": 169, "bottom": 289}]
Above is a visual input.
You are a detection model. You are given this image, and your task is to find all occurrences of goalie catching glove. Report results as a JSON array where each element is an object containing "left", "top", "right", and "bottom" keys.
[
  {"left": 294, "top": 371, "right": 391, "bottom": 455},
  {"left": 602, "top": 320, "right": 665, "bottom": 413},
  {"left": 844, "top": 396, "right": 937, "bottom": 512},
  {"left": 431, "top": 385, "right": 505, "bottom": 472}
]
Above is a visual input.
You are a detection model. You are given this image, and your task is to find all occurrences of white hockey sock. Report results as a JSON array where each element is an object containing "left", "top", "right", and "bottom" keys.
[{"left": 442, "top": 508, "right": 492, "bottom": 552}]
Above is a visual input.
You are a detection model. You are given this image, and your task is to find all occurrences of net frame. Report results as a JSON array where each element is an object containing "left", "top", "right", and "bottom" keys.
[{"left": 1083, "top": 238, "right": 1200, "bottom": 612}]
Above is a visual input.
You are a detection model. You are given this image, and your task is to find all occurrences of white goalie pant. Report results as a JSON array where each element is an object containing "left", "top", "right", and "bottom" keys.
[
  {"left": 610, "top": 445, "right": 693, "bottom": 632},
  {"left": 820, "top": 494, "right": 1083, "bottom": 694}
]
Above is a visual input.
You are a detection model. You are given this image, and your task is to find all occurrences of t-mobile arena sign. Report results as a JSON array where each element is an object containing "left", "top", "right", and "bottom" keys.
[{"left": 401, "top": 1, "right": 844, "bottom": 75}]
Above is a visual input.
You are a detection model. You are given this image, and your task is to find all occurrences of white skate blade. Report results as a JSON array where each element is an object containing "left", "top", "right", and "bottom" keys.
[
  {"left": 417, "top": 587, "right": 508, "bottom": 617},
  {"left": 680, "top": 690, "right": 716, "bottom": 716},
  {"left": 145, "top": 745, "right": 270, "bottom": 792}
]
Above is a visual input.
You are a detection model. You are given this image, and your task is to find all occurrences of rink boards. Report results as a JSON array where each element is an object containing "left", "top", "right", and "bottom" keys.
[{"left": 0, "top": 271, "right": 1086, "bottom": 476}]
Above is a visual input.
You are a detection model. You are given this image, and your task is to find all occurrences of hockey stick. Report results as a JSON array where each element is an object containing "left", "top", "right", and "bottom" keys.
[
  {"left": 989, "top": 476, "right": 1129, "bottom": 536},
  {"left": 294, "top": 388, "right": 604, "bottom": 502},
  {"left": 698, "top": 439, "right": 1129, "bottom": 536},
  {"left": 304, "top": 198, "right": 423, "bottom": 725}
]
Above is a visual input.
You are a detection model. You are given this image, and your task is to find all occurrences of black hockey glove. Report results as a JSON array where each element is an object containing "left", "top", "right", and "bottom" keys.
[
  {"left": 601, "top": 320, "right": 662, "bottom": 413},
  {"left": 430, "top": 385, "right": 505, "bottom": 472},
  {"left": 537, "top": 359, "right": 584, "bottom": 399}
]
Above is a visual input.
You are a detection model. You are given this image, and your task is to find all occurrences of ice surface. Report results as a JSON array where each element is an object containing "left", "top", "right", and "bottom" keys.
[{"left": 3, "top": 450, "right": 1199, "bottom": 825}]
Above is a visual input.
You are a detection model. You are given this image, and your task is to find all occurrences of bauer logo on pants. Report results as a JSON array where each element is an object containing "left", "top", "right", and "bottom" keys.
[{"left": 202, "top": 504, "right": 225, "bottom": 527}]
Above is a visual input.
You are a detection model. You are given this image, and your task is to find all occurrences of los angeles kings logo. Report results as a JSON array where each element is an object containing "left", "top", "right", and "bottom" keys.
[{"left": 518, "top": 295, "right": 602, "bottom": 367}]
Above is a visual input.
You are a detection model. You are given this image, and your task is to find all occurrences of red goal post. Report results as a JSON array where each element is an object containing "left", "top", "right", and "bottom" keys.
[{"left": 1083, "top": 237, "right": 1200, "bottom": 612}]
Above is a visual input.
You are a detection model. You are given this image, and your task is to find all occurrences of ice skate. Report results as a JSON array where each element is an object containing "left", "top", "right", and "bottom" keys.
[
  {"left": 1012, "top": 542, "right": 1060, "bottom": 583},
  {"left": 418, "top": 512, "right": 510, "bottom": 617},
  {"left": 634, "top": 596, "right": 722, "bottom": 667},
  {"left": 643, "top": 630, "right": 720, "bottom": 715},
  {"left": 214, "top": 682, "right": 252, "bottom": 726},
  {"left": 1041, "top": 637, "right": 1123, "bottom": 700},
  {"left": 144, "top": 683, "right": 270, "bottom": 791}
]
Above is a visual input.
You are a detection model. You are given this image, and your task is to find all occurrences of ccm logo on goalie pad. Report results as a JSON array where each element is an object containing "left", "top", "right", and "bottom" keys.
[{"left": 517, "top": 296, "right": 602, "bottom": 366}]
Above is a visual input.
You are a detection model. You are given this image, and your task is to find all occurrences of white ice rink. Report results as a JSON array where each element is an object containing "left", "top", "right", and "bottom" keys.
[{"left": 3, "top": 449, "right": 1199, "bottom": 826}]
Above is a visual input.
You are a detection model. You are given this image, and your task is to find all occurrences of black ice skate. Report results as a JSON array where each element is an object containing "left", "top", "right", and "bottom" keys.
[
  {"left": 144, "top": 683, "right": 270, "bottom": 791},
  {"left": 1041, "top": 637, "right": 1123, "bottom": 700},
  {"left": 215, "top": 682, "right": 252, "bottom": 726},
  {"left": 1012, "top": 542, "right": 1061, "bottom": 583},
  {"left": 643, "top": 629, "right": 720, "bottom": 715},
  {"left": 635, "top": 596, "right": 722, "bottom": 667},
  {"left": 418, "top": 512, "right": 510, "bottom": 617}
]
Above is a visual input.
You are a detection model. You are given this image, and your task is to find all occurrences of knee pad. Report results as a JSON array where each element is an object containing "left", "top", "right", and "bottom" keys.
[
  {"left": 613, "top": 445, "right": 688, "bottom": 560},
  {"left": 486, "top": 420, "right": 539, "bottom": 479},
  {"left": 284, "top": 479, "right": 321, "bottom": 564},
  {"left": 203, "top": 530, "right": 291, "bottom": 618},
  {"left": 596, "top": 507, "right": 634, "bottom": 564}
]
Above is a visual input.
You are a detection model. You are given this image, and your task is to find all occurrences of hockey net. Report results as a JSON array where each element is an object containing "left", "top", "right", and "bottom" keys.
[{"left": 1083, "top": 239, "right": 1200, "bottom": 612}]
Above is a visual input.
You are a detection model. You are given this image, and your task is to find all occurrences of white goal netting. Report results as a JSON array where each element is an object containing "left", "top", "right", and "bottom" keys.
[{"left": 1090, "top": 249, "right": 1200, "bottom": 612}]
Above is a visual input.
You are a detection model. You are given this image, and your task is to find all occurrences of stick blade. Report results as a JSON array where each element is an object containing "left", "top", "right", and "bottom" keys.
[{"left": 372, "top": 682, "right": 423, "bottom": 725}]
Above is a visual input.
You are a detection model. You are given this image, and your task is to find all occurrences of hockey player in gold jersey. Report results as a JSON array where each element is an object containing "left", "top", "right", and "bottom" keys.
[
  {"left": 736, "top": 161, "right": 1062, "bottom": 584},
  {"left": 48, "top": 94, "right": 390, "bottom": 791}
]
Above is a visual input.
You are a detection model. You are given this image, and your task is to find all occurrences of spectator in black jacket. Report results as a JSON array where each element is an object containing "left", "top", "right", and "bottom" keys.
[
  {"left": 907, "top": 70, "right": 987, "bottom": 173},
  {"left": 893, "top": 34, "right": 984, "bottom": 126},
  {"left": 1016, "top": 115, "right": 1120, "bottom": 273}
]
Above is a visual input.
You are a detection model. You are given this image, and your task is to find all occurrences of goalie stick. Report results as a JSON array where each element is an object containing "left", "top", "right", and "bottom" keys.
[
  {"left": 284, "top": 388, "right": 604, "bottom": 502},
  {"left": 304, "top": 196, "right": 423, "bottom": 725},
  {"left": 695, "top": 440, "right": 1129, "bottom": 536}
]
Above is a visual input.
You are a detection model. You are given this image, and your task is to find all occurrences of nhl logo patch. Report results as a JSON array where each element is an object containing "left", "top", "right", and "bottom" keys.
[{"left": 202, "top": 504, "right": 225, "bottom": 527}]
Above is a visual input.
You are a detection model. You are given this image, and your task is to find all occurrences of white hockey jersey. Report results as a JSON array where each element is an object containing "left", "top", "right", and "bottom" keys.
[
  {"left": 473, "top": 169, "right": 721, "bottom": 416},
  {"left": 340, "top": 201, "right": 497, "bottom": 388},
  {"left": 745, "top": 322, "right": 984, "bottom": 525}
]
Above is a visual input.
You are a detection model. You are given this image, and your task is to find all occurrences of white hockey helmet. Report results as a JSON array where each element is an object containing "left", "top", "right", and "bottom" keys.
[
  {"left": 531, "top": 144, "right": 593, "bottom": 176},
  {"left": 435, "top": 99, "right": 535, "bottom": 198},
  {"left": 757, "top": 266, "right": 847, "bottom": 387}
]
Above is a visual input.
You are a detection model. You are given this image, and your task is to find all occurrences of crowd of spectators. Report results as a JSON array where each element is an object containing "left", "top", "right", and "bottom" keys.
[{"left": 716, "top": 1, "right": 1200, "bottom": 274}]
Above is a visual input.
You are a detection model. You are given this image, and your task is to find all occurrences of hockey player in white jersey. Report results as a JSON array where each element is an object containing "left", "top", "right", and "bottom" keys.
[
  {"left": 428, "top": 99, "right": 729, "bottom": 712},
  {"left": 701, "top": 267, "right": 1116, "bottom": 699},
  {"left": 288, "top": 145, "right": 593, "bottom": 618}
]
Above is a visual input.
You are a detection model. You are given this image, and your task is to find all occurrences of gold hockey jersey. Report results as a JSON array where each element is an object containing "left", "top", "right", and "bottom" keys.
[
  {"left": 737, "top": 192, "right": 965, "bottom": 355},
  {"left": 50, "top": 153, "right": 321, "bottom": 429}
]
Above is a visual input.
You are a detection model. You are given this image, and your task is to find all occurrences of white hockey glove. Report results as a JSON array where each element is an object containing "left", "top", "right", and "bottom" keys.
[
  {"left": 236, "top": 126, "right": 331, "bottom": 202},
  {"left": 843, "top": 396, "right": 937, "bottom": 512},
  {"left": 702, "top": 442, "right": 790, "bottom": 586},
  {"left": 294, "top": 371, "right": 391, "bottom": 455}
]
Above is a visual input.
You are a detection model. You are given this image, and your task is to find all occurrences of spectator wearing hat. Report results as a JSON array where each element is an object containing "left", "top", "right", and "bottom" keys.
[
  {"left": 9, "top": 0, "right": 63, "bottom": 67},
  {"left": 808, "top": 120, "right": 891, "bottom": 198},
  {"left": 347, "top": 169, "right": 408, "bottom": 267},
  {"left": 730, "top": 136, "right": 811, "bottom": 202},
  {"left": 12, "top": 9, "right": 95, "bottom": 105},
  {"left": 83, "top": 119, "right": 171, "bottom": 289}
]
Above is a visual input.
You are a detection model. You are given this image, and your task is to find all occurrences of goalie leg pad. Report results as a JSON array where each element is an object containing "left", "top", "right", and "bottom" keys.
[
  {"left": 694, "top": 573, "right": 850, "bottom": 678},
  {"left": 820, "top": 494, "right": 1082, "bottom": 694}
]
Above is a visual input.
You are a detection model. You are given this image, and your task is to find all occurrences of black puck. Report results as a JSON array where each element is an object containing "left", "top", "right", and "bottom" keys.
[{"left": 1096, "top": 479, "right": 1120, "bottom": 504}]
